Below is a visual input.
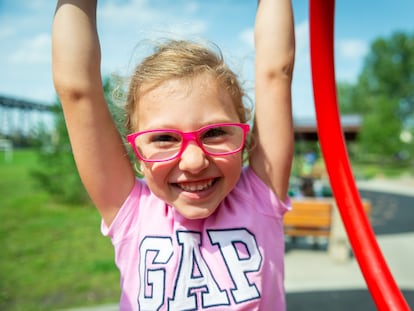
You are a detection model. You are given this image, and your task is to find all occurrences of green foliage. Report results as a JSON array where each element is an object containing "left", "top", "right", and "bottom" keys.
[
  {"left": 104, "top": 75, "right": 128, "bottom": 138},
  {"left": 338, "top": 31, "right": 414, "bottom": 163},
  {"left": 32, "top": 76, "right": 128, "bottom": 204},
  {"left": 30, "top": 105, "right": 85, "bottom": 203},
  {"left": 31, "top": 103, "right": 89, "bottom": 204},
  {"left": 357, "top": 96, "right": 403, "bottom": 158},
  {"left": 0, "top": 150, "right": 119, "bottom": 311},
  {"left": 337, "top": 82, "right": 359, "bottom": 114}
]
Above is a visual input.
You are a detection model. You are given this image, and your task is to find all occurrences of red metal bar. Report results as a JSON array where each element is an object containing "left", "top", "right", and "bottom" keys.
[{"left": 309, "top": 0, "right": 411, "bottom": 310}]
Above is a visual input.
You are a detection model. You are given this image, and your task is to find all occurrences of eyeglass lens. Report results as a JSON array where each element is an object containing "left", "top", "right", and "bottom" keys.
[{"left": 133, "top": 124, "right": 245, "bottom": 161}]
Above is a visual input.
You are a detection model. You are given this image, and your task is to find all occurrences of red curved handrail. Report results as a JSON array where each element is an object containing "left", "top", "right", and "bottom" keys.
[{"left": 309, "top": 1, "right": 411, "bottom": 310}]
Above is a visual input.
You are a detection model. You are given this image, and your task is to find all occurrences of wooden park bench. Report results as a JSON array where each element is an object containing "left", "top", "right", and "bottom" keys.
[
  {"left": 284, "top": 198, "right": 372, "bottom": 262},
  {"left": 284, "top": 199, "right": 333, "bottom": 238}
]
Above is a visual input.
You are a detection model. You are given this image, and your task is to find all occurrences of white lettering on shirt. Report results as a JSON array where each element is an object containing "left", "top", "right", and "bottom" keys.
[
  {"left": 208, "top": 229, "right": 262, "bottom": 303},
  {"left": 168, "top": 231, "right": 230, "bottom": 309},
  {"left": 137, "top": 228, "right": 262, "bottom": 309},
  {"left": 138, "top": 236, "right": 173, "bottom": 310}
]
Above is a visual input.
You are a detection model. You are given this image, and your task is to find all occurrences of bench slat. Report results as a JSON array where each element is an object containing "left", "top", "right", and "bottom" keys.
[
  {"left": 283, "top": 199, "right": 333, "bottom": 238},
  {"left": 283, "top": 198, "right": 371, "bottom": 239},
  {"left": 284, "top": 216, "right": 331, "bottom": 226},
  {"left": 284, "top": 228, "right": 330, "bottom": 237}
]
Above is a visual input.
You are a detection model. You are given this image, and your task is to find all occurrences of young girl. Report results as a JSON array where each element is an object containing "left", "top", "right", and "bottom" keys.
[{"left": 52, "top": 0, "right": 295, "bottom": 310}]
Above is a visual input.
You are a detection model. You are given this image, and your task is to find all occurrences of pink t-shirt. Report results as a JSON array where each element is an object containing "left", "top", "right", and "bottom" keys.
[{"left": 102, "top": 167, "right": 290, "bottom": 311}]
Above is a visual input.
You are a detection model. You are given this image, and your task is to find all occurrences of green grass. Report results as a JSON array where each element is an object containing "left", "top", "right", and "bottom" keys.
[
  {"left": 351, "top": 161, "right": 412, "bottom": 179},
  {"left": 0, "top": 150, "right": 120, "bottom": 311}
]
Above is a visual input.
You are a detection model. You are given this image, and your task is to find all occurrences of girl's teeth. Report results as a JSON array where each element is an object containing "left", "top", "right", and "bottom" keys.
[{"left": 179, "top": 180, "right": 214, "bottom": 192}]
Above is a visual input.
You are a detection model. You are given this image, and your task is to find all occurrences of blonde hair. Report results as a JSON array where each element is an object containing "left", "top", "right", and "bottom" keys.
[{"left": 125, "top": 39, "right": 251, "bottom": 132}]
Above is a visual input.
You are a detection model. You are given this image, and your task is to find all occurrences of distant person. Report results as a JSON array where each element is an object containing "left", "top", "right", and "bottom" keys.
[
  {"left": 301, "top": 150, "right": 317, "bottom": 177},
  {"left": 52, "top": 0, "right": 295, "bottom": 309}
]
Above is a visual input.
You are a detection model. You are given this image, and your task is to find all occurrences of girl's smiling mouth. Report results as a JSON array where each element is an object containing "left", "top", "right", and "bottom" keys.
[{"left": 174, "top": 178, "right": 217, "bottom": 193}]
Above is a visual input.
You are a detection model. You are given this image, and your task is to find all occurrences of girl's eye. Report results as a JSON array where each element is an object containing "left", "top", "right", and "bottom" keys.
[
  {"left": 151, "top": 134, "right": 179, "bottom": 142},
  {"left": 202, "top": 127, "right": 227, "bottom": 139},
  {"left": 148, "top": 132, "right": 181, "bottom": 149}
]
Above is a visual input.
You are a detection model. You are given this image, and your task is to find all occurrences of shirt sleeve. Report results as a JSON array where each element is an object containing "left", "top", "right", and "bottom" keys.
[
  {"left": 101, "top": 178, "right": 145, "bottom": 244},
  {"left": 235, "top": 167, "right": 291, "bottom": 218}
]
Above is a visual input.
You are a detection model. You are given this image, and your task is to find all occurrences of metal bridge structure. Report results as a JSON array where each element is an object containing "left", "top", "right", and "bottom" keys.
[{"left": 0, "top": 95, "right": 55, "bottom": 138}]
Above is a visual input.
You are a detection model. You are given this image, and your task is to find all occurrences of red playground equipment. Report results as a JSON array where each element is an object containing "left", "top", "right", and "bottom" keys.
[{"left": 309, "top": 0, "right": 411, "bottom": 310}]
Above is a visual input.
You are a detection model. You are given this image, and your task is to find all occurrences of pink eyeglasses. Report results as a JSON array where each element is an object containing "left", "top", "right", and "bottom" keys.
[{"left": 126, "top": 123, "right": 250, "bottom": 162}]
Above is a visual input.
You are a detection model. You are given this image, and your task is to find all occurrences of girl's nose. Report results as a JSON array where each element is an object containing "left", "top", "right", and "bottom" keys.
[{"left": 178, "top": 142, "right": 209, "bottom": 173}]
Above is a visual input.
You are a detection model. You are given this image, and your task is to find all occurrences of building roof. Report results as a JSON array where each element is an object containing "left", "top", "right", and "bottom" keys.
[{"left": 294, "top": 115, "right": 362, "bottom": 141}]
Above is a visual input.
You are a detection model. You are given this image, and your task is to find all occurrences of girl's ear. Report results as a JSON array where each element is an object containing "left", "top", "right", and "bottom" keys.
[{"left": 134, "top": 161, "right": 144, "bottom": 178}]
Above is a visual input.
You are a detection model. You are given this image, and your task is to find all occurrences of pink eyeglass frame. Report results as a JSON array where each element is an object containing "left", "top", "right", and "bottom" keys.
[{"left": 126, "top": 123, "right": 250, "bottom": 163}]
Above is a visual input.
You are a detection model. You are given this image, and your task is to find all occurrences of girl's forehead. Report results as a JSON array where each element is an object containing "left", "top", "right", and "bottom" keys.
[
  {"left": 136, "top": 76, "right": 239, "bottom": 131},
  {"left": 140, "top": 73, "right": 217, "bottom": 98}
]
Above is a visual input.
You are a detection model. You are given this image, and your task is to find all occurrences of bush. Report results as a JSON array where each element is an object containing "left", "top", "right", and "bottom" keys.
[{"left": 32, "top": 77, "right": 127, "bottom": 205}]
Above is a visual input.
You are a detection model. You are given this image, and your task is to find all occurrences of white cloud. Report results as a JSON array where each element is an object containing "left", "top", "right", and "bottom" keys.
[
  {"left": 27, "top": 0, "right": 49, "bottom": 10},
  {"left": 183, "top": 1, "right": 200, "bottom": 14},
  {"left": 337, "top": 39, "right": 368, "bottom": 60},
  {"left": 334, "top": 39, "right": 368, "bottom": 83},
  {"left": 165, "top": 21, "right": 207, "bottom": 38},
  {"left": 294, "top": 19, "right": 310, "bottom": 67},
  {"left": 239, "top": 28, "right": 253, "bottom": 48},
  {"left": 99, "top": 0, "right": 207, "bottom": 37},
  {"left": 99, "top": 0, "right": 155, "bottom": 24},
  {"left": 291, "top": 20, "right": 314, "bottom": 117},
  {"left": 0, "top": 27, "right": 14, "bottom": 40},
  {"left": 10, "top": 33, "right": 51, "bottom": 64}
]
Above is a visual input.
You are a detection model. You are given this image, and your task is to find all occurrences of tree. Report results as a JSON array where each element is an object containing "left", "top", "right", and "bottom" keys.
[
  {"left": 338, "top": 31, "right": 414, "bottom": 163},
  {"left": 32, "top": 76, "right": 127, "bottom": 204}
]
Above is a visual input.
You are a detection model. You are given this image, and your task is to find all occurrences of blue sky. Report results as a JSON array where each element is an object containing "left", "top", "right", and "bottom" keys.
[{"left": 1, "top": 0, "right": 413, "bottom": 118}]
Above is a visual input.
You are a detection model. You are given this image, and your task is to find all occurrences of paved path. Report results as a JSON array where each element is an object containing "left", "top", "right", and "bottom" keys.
[
  {"left": 285, "top": 178, "right": 414, "bottom": 310},
  {"left": 285, "top": 232, "right": 414, "bottom": 293},
  {"left": 61, "top": 178, "right": 414, "bottom": 311},
  {"left": 356, "top": 176, "right": 414, "bottom": 197}
]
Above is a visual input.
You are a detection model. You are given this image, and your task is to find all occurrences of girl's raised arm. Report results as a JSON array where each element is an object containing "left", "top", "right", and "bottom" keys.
[
  {"left": 250, "top": 0, "right": 295, "bottom": 201},
  {"left": 52, "top": 0, "right": 135, "bottom": 226}
]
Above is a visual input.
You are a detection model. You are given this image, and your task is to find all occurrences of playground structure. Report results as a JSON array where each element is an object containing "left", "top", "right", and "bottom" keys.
[{"left": 310, "top": 0, "right": 410, "bottom": 310}]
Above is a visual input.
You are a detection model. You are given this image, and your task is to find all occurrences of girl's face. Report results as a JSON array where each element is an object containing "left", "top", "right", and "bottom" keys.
[{"left": 136, "top": 73, "right": 244, "bottom": 219}]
